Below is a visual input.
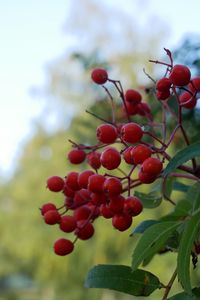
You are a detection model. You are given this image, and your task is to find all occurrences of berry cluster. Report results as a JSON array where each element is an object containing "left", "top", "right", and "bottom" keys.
[{"left": 41, "top": 49, "right": 199, "bottom": 256}]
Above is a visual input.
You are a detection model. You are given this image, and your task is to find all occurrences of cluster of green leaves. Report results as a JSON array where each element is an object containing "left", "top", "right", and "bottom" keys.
[{"left": 85, "top": 143, "right": 200, "bottom": 299}]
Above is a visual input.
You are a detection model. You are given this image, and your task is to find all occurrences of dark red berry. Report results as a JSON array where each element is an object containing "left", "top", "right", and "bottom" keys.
[
  {"left": 124, "top": 196, "right": 143, "bottom": 216},
  {"left": 108, "top": 195, "right": 125, "bottom": 214},
  {"left": 41, "top": 203, "right": 57, "bottom": 215},
  {"left": 73, "top": 205, "right": 91, "bottom": 221},
  {"left": 87, "top": 151, "right": 101, "bottom": 170},
  {"left": 123, "top": 146, "right": 135, "bottom": 164},
  {"left": 169, "top": 64, "right": 191, "bottom": 86},
  {"left": 125, "top": 89, "right": 142, "bottom": 105},
  {"left": 100, "top": 204, "right": 114, "bottom": 219},
  {"left": 112, "top": 213, "right": 132, "bottom": 231},
  {"left": 97, "top": 123, "right": 118, "bottom": 144},
  {"left": 91, "top": 68, "right": 108, "bottom": 85},
  {"left": 188, "top": 77, "right": 200, "bottom": 92},
  {"left": 123, "top": 101, "right": 139, "bottom": 116},
  {"left": 88, "top": 174, "right": 105, "bottom": 194},
  {"left": 100, "top": 147, "right": 121, "bottom": 170},
  {"left": 44, "top": 210, "right": 61, "bottom": 225},
  {"left": 59, "top": 215, "right": 77, "bottom": 232},
  {"left": 179, "top": 91, "right": 197, "bottom": 109},
  {"left": 156, "top": 89, "right": 170, "bottom": 101},
  {"left": 78, "top": 170, "right": 95, "bottom": 189},
  {"left": 156, "top": 78, "right": 171, "bottom": 91},
  {"left": 103, "top": 177, "right": 122, "bottom": 196},
  {"left": 75, "top": 221, "right": 94, "bottom": 240},
  {"left": 142, "top": 157, "right": 163, "bottom": 175},
  {"left": 91, "top": 193, "right": 107, "bottom": 205},
  {"left": 54, "top": 238, "right": 74, "bottom": 256},
  {"left": 121, "top": 123, "right": 143, "bottom": 144},
  {"left": 47, "top": 176, "right": 64, "bottom": 192},
  {"left": 65, "top": 172, "right": 80, "bottom": 191},
  {"left": 73, "top": 189, "right": 91, "bottom": 206},
  {"left": 131, "top": 144, "right": 152, "bottom": 164},
  {"left": 138, "top": 169, "right": 157, "bottom": 184},
  {"left": 137, "top": 102, "right": 151, "bottom": 117},
  {"left": 68, "top": 149, "right": 86, "bottom": 164}
]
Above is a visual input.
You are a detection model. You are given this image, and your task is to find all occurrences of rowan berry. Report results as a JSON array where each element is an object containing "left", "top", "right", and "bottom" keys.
[
  {"left": 91, "top": 193, "right": 107, "bottom": 205},
  {"left": 41, "top": 203, "right": 57, "bottom": 215},
  {"left": 195, "top": 242, "right": 200, "bottom": 254},
  {"left": 131, "top": 144, "right": 152, "bottom": 164},
  {"left": 188, "top": 77, "right": 200, "bottom": 92},
  {"left": 73, "top": 205, "right": 91, "bottom": 221},
  {"left": 96, "top": 123, "right": 118, "bottom": 144},
  {"left": 123, "top": 146, "right": 135, "bottom": 164},
  {"left": 137, "top": 102, "right": 151, "bottom": 116},
  {"left": 47, "top": 176, "right": 64, "bottom": 192},
  {"left": 87, "top": 151, "right": 101, "bottom": 170},
  {"left": 103, "top": 177, "right": 122, "bottom": 196},
  {"left": 44, "top": 210, "right": 61, "bottom": 225},
  {"left": 142, "top": 157, "right": 163, "bottom": 175},
  {"left": 138, "top": 169, "right": 157, "bottom": 184},
  {"left": 59, "top": 215, "right": 77, "bottom": 232},
  {"left": 123, "top": 101, "right": 139, "bottom": 116},
  {"left": 108, "top": 195, "right": 125, "bottom": 214},
  {"left": 88, "top": 174, "right": 105, "bottom": 193},
  {"left": 121, "top": 123, "right": 143, "bottom": 144},
  {"left": 124, "top": 196, "right": 143, "bottom": 216},
  {"left": 78, "top": 170, "right": 95, "bottom": 189},
  {"left": 63, "top": 184, "right": 75, "bottom": 197},
  {"left": 91, "top": 68, "right": 108, "bottom": 85},
  {"left": 156, "top": 89, "right": 170, "bottom": 101},
  {"left": 169, "top": 64, "right": 191, "bottom": 86},
  {"left": 68, "top": 148, "right": 86, "bottom": 164},
  {"left": 156, "top": 78, "right": 171, "bottom": 91},
  {"left": 75, "top": 221, "right": 94, "bottom": 240},
  {"left": 73, "top": 189, "right": 91, "bottom": 206},
  {"left": 112, "top": 213, "right": 132, "bottom": 231},
  {"left": 179, "top": 91, "right": 197, "bottom": 109},
  {"left": 125, "top": 89, "right": 142, "bottom": 105},
  {"left": 100, "top": 147, "right": 121, "bottom": 170},
  {"left": 54, "top": 238, "right": 74, "bottom": 256},
  {"left": 65, "top": 172, "right": 80, "bottom": 191},
  {"left": 100, "top": 204, "right": 114, "bottom": 219}
]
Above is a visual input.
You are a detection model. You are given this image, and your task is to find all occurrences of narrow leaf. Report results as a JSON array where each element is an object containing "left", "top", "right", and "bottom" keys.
[
  {"left": 163, "top": 142, "right": 200, "bottom": 177},
  {"left": 161, "top": 200, "right": 192, "bottom": 222},
  {"left": 134, "top": 191, "right": 162, "bottom": 208},
  {"left": 187, "top": 182, "right": 200, "bottom": 212},
  {"left": 131, "top": 220, "right": 160, "bottom": 235},
  {"left": 132, "top": 221, "right": 181, "bottom": 271},
  {"left": 85, "top": 265, "right": 161, "bottom": 296},
  {"left": 173, "top": 182, "right": 190, "bottom": 193},
  {"left": 177, "top": 210, "right": 200, "bottom": 293}
]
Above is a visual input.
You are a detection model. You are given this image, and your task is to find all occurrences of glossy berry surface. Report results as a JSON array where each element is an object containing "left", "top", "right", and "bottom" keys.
[
  {"left": 68, "top": 149, "right": 86, "bottom": 164},
  {"left": 121, "top": 123, "right": 143, "bottom": 144},
  {"left": 142, "top": 157, "right": 163, "bottom": 175},
  {"left": 131, "top": 144, "right": 152, "bottom": 164},
  {"left": 87, "top": 151, "right": 101, "bottom": 169},
  {"left": 59, "top": 215, "right": 77, "bottom": 232},
  {"left": 54, "top": 238, "right": 74, "bottom": 256},
  {"left": 169, "top": 64, "right": 191, "bottom": 86},
  {"left": 47, "top": 176, "right": 64, "bottom": 192},
  {"left": 125, "top": 89, "right": 142, "bottom": 105},
  {"left": 100, "top": 147, "right": 121, "bottom": 170},
  {"left": 103, "top": 177, "right": 122, "bottom": 196},
  {"left": 91, "top": 68, "right": 108, "bottom": 85},
  {"left": 124, "top": 196, "right": 143, "bottom": 216},
  {"left": 97, "top": 123, "right": 118, "bottom": 144},
  {"left": 179, "top": 91, "right": 197, "bottom": 109},
  {"left": 44, "top": 210, "right": 61, "bottom": 225},
  {"left": 112, "top": 213, "right": 132, "bottom": 231}
]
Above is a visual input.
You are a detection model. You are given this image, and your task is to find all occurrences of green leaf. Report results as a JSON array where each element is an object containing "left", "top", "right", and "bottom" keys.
[
  {"left": 163, "top": 142, "right": 200, "bottom": 177},
  {"left": 161, "top": 200, "right": 192, "bottom": 221},
  {"left": 167, "top": 287, "right": 200, "bottom": 299},
  {"left": 131, "top": 220, "right": 160, "bottom": 235},
  {"left": 85, "top": 265, "right": 161, "bottom": 296},
  {"left": 165, "top": 177, "right": 175, "bottom": 199},
  {"left": 187, "top": 182, "right": 200, "bottom": 212},
  {"left": 177, "top": 210, "right": 200, "bottom": 294},
  {"left": 173, "top": 182, "right": 190, "bottom": 193},
  {"left": 134, "top": 191, "right": 162, "bottom": 208},
  {"left": 132, "top": 221, "right": 181, "bottom": 271}
]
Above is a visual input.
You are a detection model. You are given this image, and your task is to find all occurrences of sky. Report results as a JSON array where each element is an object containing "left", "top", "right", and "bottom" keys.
[{"left": 1, "top": 0, "right": 200, "bottom": 179}]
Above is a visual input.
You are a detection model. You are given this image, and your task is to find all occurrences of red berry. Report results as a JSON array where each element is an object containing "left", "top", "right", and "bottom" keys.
[
  {"left": 121, "top": 123, "right": 143, "bottom": 144},
  {"left": 65, "top": 172, "right": 80, "bottom": 191},
  {"left": 68, "top": 149, "right": 86, "bottom": 164},
  {"left": 54, "top": 238, "right": 74, "bottom": 256},
  {"left": 87, "top": 151, "right": 101, "bottom": 170},
  {"left": 44, "top": 210, "right": 61, "bottom": 225},
  {"left": 112, "top": 213, "right": 132, "bottom": 231},
  {"left": 137, "top": 102, "right": 151, "bottom": 117},
  {"left": 188, "top": 77, "right": 200, "bottom": 92},
  {"left": 123, "top": 101, "right": 139, "bottom": 116},
  {"left": 97, "top": 123, "right": 118, "bottom": 144},
  {"left": 59, "top": 215, "right": 77, "bottom": 232},
  {"left": 123, "top": 146, "right": 135, "bottom": 164},
  {"left": 91, "top": 68, "right": 108, "bottom": 85},
  {"left": 73, "top": 189, "right": 91, "bottom": 206},
  {"left": 78, "top": 170, "right": 95, "bottom": 189},
  {"left": 75, "top": 221, "right": 94, "bottom": 240},
  {"left": 125, "top": 89, "right": 142, "bottom": 105},
  {"left": 73, "top": 205, "right": 91, "bottom": 221},
  {"left": 156, "top": 78, "right": 171, "bottom": 91},
  {"left": 124, "top": 196, "right": 143, "bottom": 216},
  {"left": 91, "top": 193, "right": 107, "bottom": 205},
  {"left": 88, "top": 174, "right": 105, "bottom": 193},
  {"left": 47, "top": 176, "right": 64, "bottom": 192},
  {"left": 103, "top": 177, "right": 122, "bottom": 196},
  {"left": 63, "top": 184, "right": 75, "bottom": 197},
  {"left": 100, "top": 204, "right": 114, "bottom": 219},
  {"left": 138, "top": 169, "right": 157, "bottom": 184},
  {"left": 142, "top": 157, "right": 163, "bottom": 175},
  {"left": 169, "top": 64, "right": 191, "bottom": 86},
  {"left": 100, "top": 147, "right": 121, "bottom": 170},
  {"left": 156, "top": 89, "right": 170, "bottom": 101},
  {"left": 179, "top": 91, "right": 197, "bottom": 109},
  {"left": 41, "top": 203, "right": 57, "bottom": 215},
  {"left": 108, "top": 195, "right": 125, "bottom": 214},
  {"left": 195, "top": 242, "right": 200, "bottom": 254},
  {"left": 131, "top": 144, "right": 152, "bottom": 164}
]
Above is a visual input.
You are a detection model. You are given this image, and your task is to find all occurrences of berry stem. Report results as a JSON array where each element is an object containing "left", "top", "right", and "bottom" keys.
[
  {"left": 102, "top": 85, "right": 116, "bottom": 124},
  {"left": 162, "top": 268, "right": 177, "bottom": 300}
]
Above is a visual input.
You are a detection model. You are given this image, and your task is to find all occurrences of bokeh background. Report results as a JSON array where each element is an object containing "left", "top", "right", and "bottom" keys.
[{"left": 1, "top": 0, "right": 200, "bottom": 299}]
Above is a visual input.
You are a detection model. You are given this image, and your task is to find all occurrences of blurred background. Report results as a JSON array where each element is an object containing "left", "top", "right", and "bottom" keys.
[{"left": 1, "top": 0, "right": 200, "bottom": 299}]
